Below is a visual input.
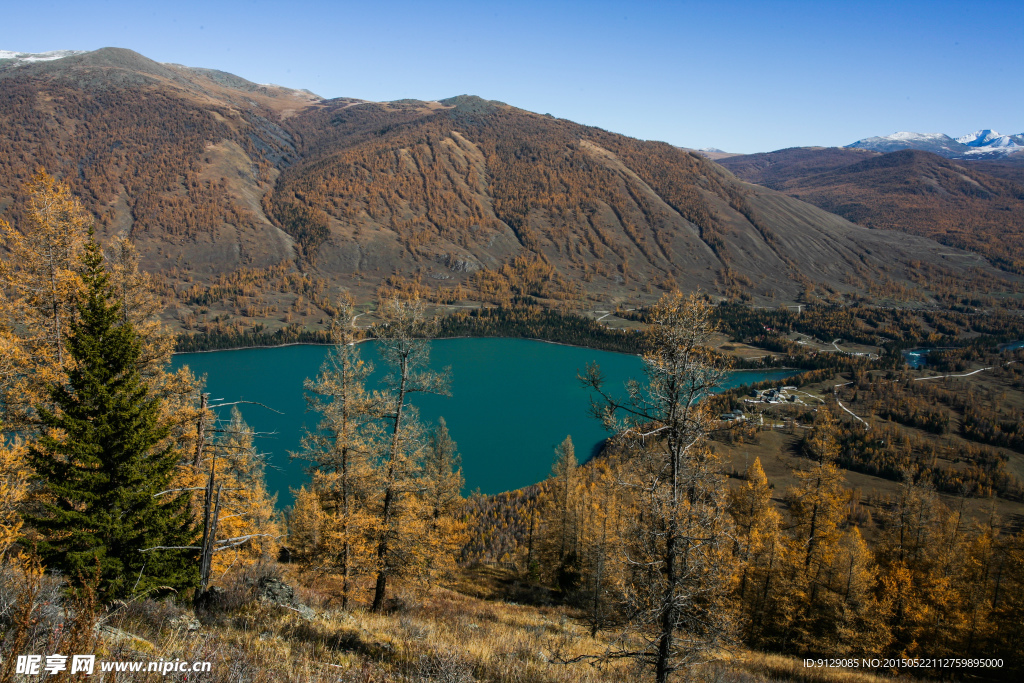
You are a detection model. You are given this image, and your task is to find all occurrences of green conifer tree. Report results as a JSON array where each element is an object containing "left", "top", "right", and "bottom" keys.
[{"left": 26, "top": 235, "right": 197, "bottom": 601}]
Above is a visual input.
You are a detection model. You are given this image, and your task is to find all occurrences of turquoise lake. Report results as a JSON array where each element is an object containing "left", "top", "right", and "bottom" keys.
[{"left": 172, "top": 339, "right": 798, "bottom": 505}]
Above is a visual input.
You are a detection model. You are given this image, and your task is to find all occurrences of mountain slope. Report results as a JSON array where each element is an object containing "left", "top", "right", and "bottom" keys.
[
  {"left": 0, "top": 48, "right": 1019, "bottom": 317},
  {"left": 717, "top": 147, "right": 882, "bottom": 189},
  {"left": 271, "top": 95, "right": 1011, "bottom": 302},
  {"left": 721, "top": 149, "right": 1024, "bottom": 273},
  {"left": 0, "top": 47, "right": 319, "bottom": 275}
]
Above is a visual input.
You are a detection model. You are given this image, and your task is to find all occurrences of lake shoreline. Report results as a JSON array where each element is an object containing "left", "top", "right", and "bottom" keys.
[
  {"left": 173, "top": 335, "right": 647, "bottom": 357},
  {"left": 174, "top": 337, "right": 804, "bottom": 375}
]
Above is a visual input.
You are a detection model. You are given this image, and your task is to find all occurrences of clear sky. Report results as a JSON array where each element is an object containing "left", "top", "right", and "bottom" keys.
[{"left": 3, "top": 0, "right": 1021, "bottom": 153}]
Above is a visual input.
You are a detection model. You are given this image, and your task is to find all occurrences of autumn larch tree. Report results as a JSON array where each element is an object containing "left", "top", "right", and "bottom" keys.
[
  {"left": 298, "top": 299, "right": 379, "bottom": 608},
  {"left": 728, "top": 457, "right": 787, "bottom": 646},
  {"left": 288, "top": 485, "right": 325, "bottom": 562},
  {"left": 0, "top": 170, "right": 89, "bottom": 428},
  {"left": 782, "top": 407, "right": 850, "bottom": 651},
  {"left": 544, "top": 435, "right": 581, "bottom": 591},
  {"left": 369, "top": 296, "right": 450, "bottom": 613},
  {"left": 0, "top": 438, "right": 30, "bottom": 557},
  {"left": 105, "top": 233, "right": 175, "bottom": 379},
  {"left": 206, "top": 407, "right": 282, "bottom": 574},
  {"left": 417, "top": 417, "right": 467, "bottom": 586},
  {"left": 874, "top": 474, "right": 964, "bottom": 659},
  {"left": 581, "top": 292, "right": 736, "bottom": 682},
  {"left": 575, "top": 458, "right": 625, "bottom": 637}
]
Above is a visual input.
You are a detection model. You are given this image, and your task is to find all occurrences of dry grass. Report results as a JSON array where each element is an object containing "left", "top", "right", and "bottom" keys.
[
  {"left": 1, "top": 561, "right": 913, "bottom": 683},
  {"left": 734, "top": 652, "right": 896, "bottom": 683}
]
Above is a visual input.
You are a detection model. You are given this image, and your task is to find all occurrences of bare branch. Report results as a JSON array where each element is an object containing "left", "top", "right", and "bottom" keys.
[
  {"left": 207, "top": 400, "right": 284, "bottom": 414},
  {"left": 153, "top": 487, "right": 207, "bottom": 497}
]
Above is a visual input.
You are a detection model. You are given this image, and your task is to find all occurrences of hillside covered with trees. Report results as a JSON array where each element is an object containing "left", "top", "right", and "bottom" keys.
[
  {"left": 3, "top": 174, "right": 1024, "bottom": 681},
  {"left": 2, "top": 48, "right": 1021, "bottom": 350},
  {"left": 720, "top": 148, "right": 1024, "bottom": 274}
]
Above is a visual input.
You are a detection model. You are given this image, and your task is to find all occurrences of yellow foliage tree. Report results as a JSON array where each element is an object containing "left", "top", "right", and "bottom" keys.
[
  {"left": 875, "top": 478, "right": 960, "bottom": 657},
  {"left": 783, "top": 407, "right": 850, "bottom": 652},
  {"left": 206, "top": 408, "right": 281, "bottom": 576},
  {"left": 988, "top": 531, "right": 1024, "bottom": 674},
  {"left": 297, "top": 300, "right": 379, "bottom": 608},
  {"left": 0, "top": 171, "right": 89, "bottom": 425},
  {"left": 543, "top": 435, "right": 581, "bottom": 589},
  {"left": 729, "top": 457, "right": 787, "bottom": 645},
  {"left": 827, "top": 527, "right": 891, "bottom": 654},
  {"left": 0, "top": 330, "right": 32, "bottom": 556},
  {"left": 416, "top": 417, "right": 467, "bottom": 586},
  {"left": 369, "top": 296, "right": 450, "bottom": 612},
  {"left": 574, "top": 459, "right": 625, "bottom": 637},
  {"left": 0, "top": 438, "right": 30, "bottom": 556},
  {"left": 581, "top": 292, "right": 737, "bottom": 680},
  {"left": 288, "top": 485, "right": 325, "bottom": 562},
  {"left": 106, "top": 234, "right": 174, "bottom": 378}
]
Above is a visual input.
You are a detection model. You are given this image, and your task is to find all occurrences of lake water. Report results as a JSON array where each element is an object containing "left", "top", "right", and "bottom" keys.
[
  {"left": 902, "top": 349, "right": 931, "bottom": 369},
  {"left": 172, "top": 339, "right": 799, "bottom": 505}
]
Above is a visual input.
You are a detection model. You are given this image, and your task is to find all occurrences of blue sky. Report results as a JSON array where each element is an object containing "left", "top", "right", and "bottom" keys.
[{"left": 3, "top": 0, "right": 1021, "bottom": 153}]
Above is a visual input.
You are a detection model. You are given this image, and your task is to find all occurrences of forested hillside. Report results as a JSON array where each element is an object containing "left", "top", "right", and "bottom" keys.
[
  {"left": 1, "top": 48, "right": 1020, "bottom": 344},
  {"left": 720, "top": 148, "right": 1024, "bottom": 273},
  {"left": 0, "top": 48, "right": 311, "bottom": 274},
  {"left": 717, "top": 146, "right": 881, "bottom": 187},
  {"left": 271, "top": 95, "right": 1009, "bottom": 305}
]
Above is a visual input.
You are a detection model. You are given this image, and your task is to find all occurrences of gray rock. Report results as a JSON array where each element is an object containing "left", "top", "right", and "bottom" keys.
[
  {"left": 257, "top": 577, "right": 294, "bottom": 605},
  {"left": 95, "top": 625, "right": 155, "bottom": 651},
  {"left": 293, "top": 604, "right": 317, "bottom": 621}
]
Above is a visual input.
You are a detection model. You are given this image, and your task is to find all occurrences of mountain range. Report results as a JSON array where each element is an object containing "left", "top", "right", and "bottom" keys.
[
  {"left": 0, "top": 47, "right": 1019, "bottom": 329},
  {"left": 846, "top": 130, "right": 1024, "bottom": 159}
]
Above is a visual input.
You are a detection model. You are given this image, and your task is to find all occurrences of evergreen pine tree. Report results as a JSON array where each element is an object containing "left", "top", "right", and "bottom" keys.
[{"left": 26, "top": 234, "right": 197, "bottom": 601}]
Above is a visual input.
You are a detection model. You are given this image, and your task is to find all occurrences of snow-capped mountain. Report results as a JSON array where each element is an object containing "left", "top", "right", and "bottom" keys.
[
  {"left": 957, "top": 130, "right": 1004, "bottom": 146},
  {"left": 955, "top": 129, "right": 1024, "bottom": 154},
  {"left": 848, "top": 129, "right": 1024, "bottom": 159},
  {"left": 0, "top": 49, "right": 87, "bottom": 64}
]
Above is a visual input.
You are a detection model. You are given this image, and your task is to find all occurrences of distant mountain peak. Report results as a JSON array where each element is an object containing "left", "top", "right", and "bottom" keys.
[
  {"left": 885, "top": 131, "right": 951, "bottom": 141},
  {"left": 956, "top": 129, "right": 1003, "bottom": 146},
  {"left": 438, "top": 95, "right": 508, "bottom": 114},
  {"left": 848, "top": 128, "right": 1023, "bottom": 159}
]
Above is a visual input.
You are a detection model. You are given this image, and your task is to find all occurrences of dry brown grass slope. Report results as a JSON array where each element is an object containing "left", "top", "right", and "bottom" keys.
[{"left": 2, "top": 560, "right": 903, "bottom": 683}]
